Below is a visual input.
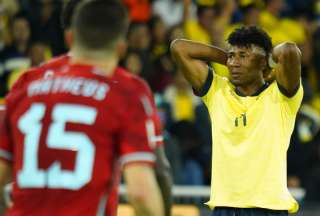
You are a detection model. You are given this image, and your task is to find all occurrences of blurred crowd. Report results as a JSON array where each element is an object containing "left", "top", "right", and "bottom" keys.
[{"left": 0, "top": 0, "right": 320, "bottom": 202}]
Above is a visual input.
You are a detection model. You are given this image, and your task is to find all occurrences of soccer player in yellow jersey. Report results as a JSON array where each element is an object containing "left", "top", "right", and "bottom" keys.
[{"left": 170, "top": 26, "right": 303, "bottom": 216}]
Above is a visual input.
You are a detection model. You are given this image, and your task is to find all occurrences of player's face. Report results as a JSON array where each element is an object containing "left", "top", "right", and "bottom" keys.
[{"left": 227, "top": 45, "right": 266, "bottom": 87}]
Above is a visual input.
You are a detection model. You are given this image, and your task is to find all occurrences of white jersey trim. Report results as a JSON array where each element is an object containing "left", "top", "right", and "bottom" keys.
[
  {"left": 152, "top": 135, "right": 164, "bottom": 143},
  {"left": 120, "top": 152, "right": 156, "bottom": 166},
  {"left": 96, "top": 192, "right": 108, "bottom": 216},
  {"left": 140, "top": 95, "right": 153, "bottom": 116}
]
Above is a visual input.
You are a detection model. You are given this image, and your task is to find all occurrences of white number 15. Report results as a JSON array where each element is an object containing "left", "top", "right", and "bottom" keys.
[{"left": 18, "top": 103, "right": 97, "bottom": 190}]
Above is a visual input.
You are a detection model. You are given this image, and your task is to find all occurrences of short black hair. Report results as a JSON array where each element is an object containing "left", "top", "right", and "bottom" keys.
[
  {"left": 227, "top": 26, "right": 272, "bottom": 54},
  {"left": 72, "top": 0, "right": 128, "bottom": 50},
  {"left": 61, "top": 0, "right": 82, "bottom": 29}
]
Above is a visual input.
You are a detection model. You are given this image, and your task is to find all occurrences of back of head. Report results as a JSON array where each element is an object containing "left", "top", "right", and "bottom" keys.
[
  {"left": 72, "top": 0, "right": 129, "bottom": 52},
  {"left": 61, "top": 0, "right": 82, "bottom": 30},
  {"left": 227, "top": 26, "right": 272, "bottom": 55}
]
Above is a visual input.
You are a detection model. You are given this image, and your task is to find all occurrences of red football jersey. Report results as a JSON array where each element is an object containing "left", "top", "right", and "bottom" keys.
[
  {"left": 0, "top": 59, "right": 159, "bottom": 216},
  {"left": 38, "top": 54, "right": 164, "bottom": 216}
]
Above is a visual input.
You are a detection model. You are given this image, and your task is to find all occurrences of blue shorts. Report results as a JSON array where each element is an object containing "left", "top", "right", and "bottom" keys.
[{"left": 210, "top": 207, "right": 288, "bottom": 216}]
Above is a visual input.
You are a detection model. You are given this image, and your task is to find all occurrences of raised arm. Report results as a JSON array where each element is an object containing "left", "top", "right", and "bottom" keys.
[
  {"left": 271, "top": 42, "right": 301, "bottom": 97},
  {"left": 170, "top": 39, "right": 227, "bottom": 92}
]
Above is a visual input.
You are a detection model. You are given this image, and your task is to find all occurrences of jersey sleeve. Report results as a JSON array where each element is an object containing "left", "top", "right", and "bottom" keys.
[
  {"left": 139, "top": 79, "right": 164, "bottom": 147},
  {"left": 0, "top": 105, "right": 13, "bottom": 162},
  {"left": 196, "top": 66, "right": 229, "bottom": 107},
  {"left": 1, "top": 69, "right": 34, "bottom": 163},
  {"left": 275, "top": 81, "right": 304, "bottom": 116},
  {"left": 118, "top": 93, "right": 157, "bottom": 166},
  {"left": 152, "top": 110, "right": 164, "bottom": 147}
]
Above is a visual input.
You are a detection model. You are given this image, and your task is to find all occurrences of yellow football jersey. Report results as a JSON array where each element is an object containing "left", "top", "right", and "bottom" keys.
[{"left": 201, "top": 69, "right": 303, "bottom": 213}]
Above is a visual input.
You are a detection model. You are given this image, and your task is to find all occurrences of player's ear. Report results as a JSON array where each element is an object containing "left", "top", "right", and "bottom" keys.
[
  {"left": 64, "top": 29, "right": 73, "bottom": 48},
  {"left": 116, "top": 38, "right": 127, "bottom": 59}
]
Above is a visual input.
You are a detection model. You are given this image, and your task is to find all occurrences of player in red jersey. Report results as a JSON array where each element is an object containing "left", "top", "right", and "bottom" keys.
[
  {"left": 0, "top": 1, "right": 165, "bottom": 215},
  {"left": 30, "top": 54, "right": 169, "bottom": 215},
  {"left": 46, "top": 0, "right": 172, "bottom": 215},
  {"left": 61, "top": 1, "right": 173, "bottom": 215}
]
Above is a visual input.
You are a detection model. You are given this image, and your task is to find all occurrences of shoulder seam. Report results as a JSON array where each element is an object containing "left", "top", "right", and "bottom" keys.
[{"left": 194, "top": 66, "right": 214, "bottom": 97}]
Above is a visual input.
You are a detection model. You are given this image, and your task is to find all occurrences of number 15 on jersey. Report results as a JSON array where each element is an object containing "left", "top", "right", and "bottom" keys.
[{"left": 18, "top": 103, "right": 97, "bottom": 190}]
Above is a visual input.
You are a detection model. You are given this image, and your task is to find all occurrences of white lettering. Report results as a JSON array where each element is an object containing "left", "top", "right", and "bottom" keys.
[
  {"left": 28, "top": 81, "right": 42, "bottom": 97},
  {"left": 94, "top": 84, "right": 109, "bottom": 101},
  {"left": 70, "top": 79, "right": 83, "bottom": 96},
  {"left": 60, "top": 78, "right": 74, "bottom": 93},
  {"left": 52, "top": 78, "right": 64, "bottom": 93},
  {"left": 27, "top": 77, "right": 109, "bottom": 101},
  {"left": 40, "top": 80, "right": 53, "bottom": 94},
  {"left": 82, "top": 81, "right": 98, "bottom": 97}
]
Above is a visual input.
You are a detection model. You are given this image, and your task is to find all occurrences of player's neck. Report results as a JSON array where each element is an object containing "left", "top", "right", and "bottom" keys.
[{"left": 70, "top": 49, "right": 118, "bottom": 76}]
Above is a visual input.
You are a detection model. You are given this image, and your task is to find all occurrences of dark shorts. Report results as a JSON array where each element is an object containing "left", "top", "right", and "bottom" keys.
[{"left": 210, "top": 207, "right": 288, "bottom": 216}]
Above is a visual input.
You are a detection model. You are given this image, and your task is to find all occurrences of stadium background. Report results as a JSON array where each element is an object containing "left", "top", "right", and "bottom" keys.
[{"left": 0, "top": 0, "right": 319, "bottom": 215}]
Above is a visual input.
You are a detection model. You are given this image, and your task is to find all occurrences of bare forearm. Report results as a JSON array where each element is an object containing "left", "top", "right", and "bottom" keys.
[
  {"left": 132, "top": 200, "right": 162, "bottom": 216},
  {"left": 125, "top": 165, "right": 164, "bottom": 216},
  {"left": 130, "top": 182, "right": 164, "bottom": 216},
  {"left": 170, "top": 39, "right": 227, "bottom": 90},
  {"left": 171, "top": 39, "right": 227, "bottom": 64}
]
